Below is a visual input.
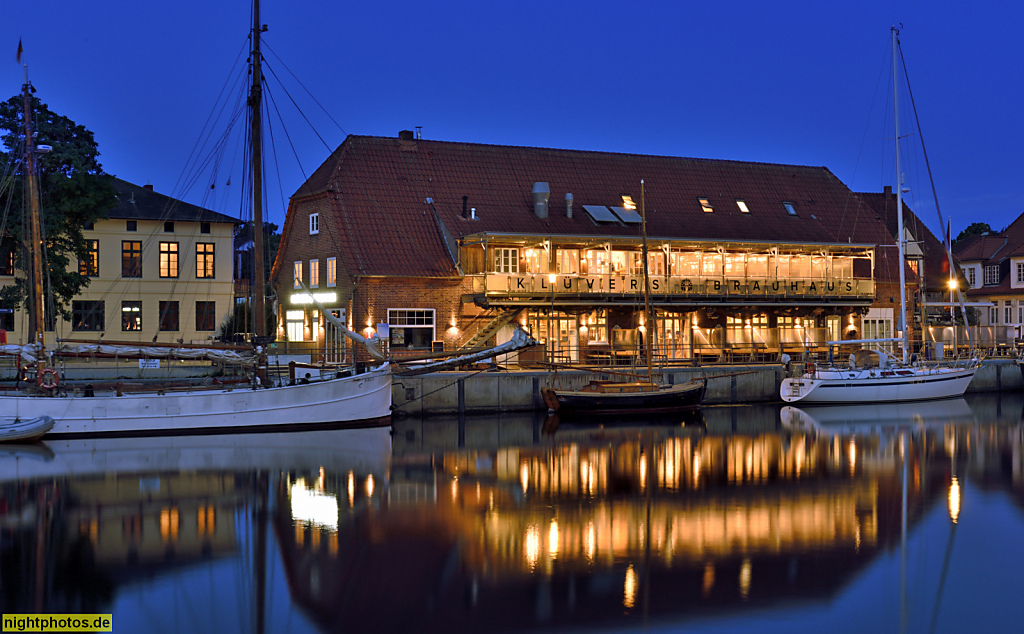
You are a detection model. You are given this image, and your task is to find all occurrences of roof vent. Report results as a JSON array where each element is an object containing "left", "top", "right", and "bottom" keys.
[
  {"left": 565, "top": 193, "right": 573, "bottom": 218},
  {"left": 532, "top": 182, "right": 550, "bottom": 219},
  {"left": 398, "top": 130, "right": 414, "bottom": 141}
]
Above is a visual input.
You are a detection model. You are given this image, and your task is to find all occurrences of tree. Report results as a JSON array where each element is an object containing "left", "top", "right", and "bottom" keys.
[
  {"left": 0, "top": 90, "right": 117, "bottom": 321},
  {"left": 954, "top": 222, "right": 991, "bottom": 245}
]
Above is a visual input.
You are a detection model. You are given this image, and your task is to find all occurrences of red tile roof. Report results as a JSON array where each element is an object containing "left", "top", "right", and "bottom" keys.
[
  {"left": 280, "top": 135, "right": 903, "bottom": 282},
  {"left": 856, "top": 191, "right": 954, "bottom": 289}
]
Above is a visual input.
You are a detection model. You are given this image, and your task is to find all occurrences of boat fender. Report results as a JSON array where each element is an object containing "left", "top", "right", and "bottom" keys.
[{"left": 37, "top": 368, "right": 59, "bottom": 390}]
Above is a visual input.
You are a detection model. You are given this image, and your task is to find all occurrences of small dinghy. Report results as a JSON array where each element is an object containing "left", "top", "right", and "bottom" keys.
[{"left": 0, "top": 416, "right": 55, "bottom": 443}]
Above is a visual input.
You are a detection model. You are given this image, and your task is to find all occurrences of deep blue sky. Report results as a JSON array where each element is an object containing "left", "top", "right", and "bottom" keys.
[{"left": 4, "top": 0, "right": 1022, "bottom": 238}]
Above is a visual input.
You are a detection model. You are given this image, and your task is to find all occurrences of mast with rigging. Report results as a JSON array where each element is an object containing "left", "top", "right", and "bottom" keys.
[
  {"left": 893, "top": 26, "right": 909, "bottom": 365},
  {"left": 250, "top": 0, "right": 267, "bottom": 340},
  {"left": 21, "top": 55, "right": 47, "bottom": 376}
]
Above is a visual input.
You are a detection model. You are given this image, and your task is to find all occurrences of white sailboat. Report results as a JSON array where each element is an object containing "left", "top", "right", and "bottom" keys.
[
  {"left": 780, "top": 28, "right": 979, "bottom": 405},
  {"left": 0, "top": 4, "right": 392, "bottom": 438}
]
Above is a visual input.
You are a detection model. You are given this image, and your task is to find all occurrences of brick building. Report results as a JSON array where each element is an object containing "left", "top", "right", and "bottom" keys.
[
  {"left": 954, "top": 213, "right": 1024, "bottom": 341},
  {"left": 271, "top": 132, "right": 911, "bottom": 364}
]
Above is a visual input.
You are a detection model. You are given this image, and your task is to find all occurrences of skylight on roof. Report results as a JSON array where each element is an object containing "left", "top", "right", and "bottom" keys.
[
  {"left": 783, "top": 201, "right": 797, "bottom": 216},
  {"left": 699, "top": 198, "right": 713, "bottom": 213},
  {"left": 621, "top": 195, "right": 636, "bottom": 210},
  {"left": 736, "top": 200, "right": 749, "bottom": 213}
]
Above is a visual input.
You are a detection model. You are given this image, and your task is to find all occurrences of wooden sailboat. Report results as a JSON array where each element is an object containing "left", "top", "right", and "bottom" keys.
[
  {"left": 541, "top": 181, "right": 705, "bottom": 416},
  {"left": 780, "top": 27, "right": 979, "bottom": 405},
  {"left": 0, "top": 4, "right": 391, "bottom": 438}
]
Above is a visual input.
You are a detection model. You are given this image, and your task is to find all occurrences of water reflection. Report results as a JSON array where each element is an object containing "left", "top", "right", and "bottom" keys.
[{"left": 2, "top": 393, "right": 1023, "bottom": 632}]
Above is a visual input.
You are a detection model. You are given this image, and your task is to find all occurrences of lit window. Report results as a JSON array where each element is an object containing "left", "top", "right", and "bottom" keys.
[
  {"left": 783, "top": 202, "right": 797, "bottom": 216},
  {"left": 309, "top": 213, "right": 319, "bottom": 235},
  {"left": 388, "top": 308, "right": 436, "bottom": 350},
  {"left": 79, "top": 240, "right": 99, "bottom": 276},
  {"left": 493, "top": 248, "right": 519, "bottom": 273},
  {"left": 196, "top": 243, "right": 215, "bottom": 278},
  {"left": 736, "top": 200, "right": 749, "bottom": 213},
  {"left": 310, "top": 259, "right": 320, "bottom": 288},
  {"left": 327, "top": 257, "right": 337, "bottom": 287},
  {"left": 159, "top": 242, "right": 179, "bottom": 278},
  {"left": 293, "top": 261, "right": 303, "bottom": 289},
  {"left": 121, "top": 301, "right": 142, "bottom": 331},
  {"left": 699, "top": 198, "right": 713, "bottom": 213},
  {"left": 621, "top": 195, "right": 636, "bottom": 210}
]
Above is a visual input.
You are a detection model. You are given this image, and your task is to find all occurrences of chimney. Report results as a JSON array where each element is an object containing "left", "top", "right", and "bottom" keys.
[
  {"left": 532, "top": 182, "right": 550, "bottom": 219},
  {"left": 143, "top": 183, "right": 153, "bottom": 191},
  {"left": 462, "top": 196, "right": 469, "bottom": 219},
  {"left": 884, "top": 185, "right": 893, "bottom": 198},
  {"left": 565, "top": 192, "right": 574, "bottom": 218},
  {"left": 398, "top": 130, "right": 414, "bottom": 141}
]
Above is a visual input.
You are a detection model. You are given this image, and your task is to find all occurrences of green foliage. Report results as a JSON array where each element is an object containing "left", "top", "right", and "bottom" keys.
[
  {"left": 0, "top": 90, "right": 117, "bottom": 321},
  {"left": 954, "top": 222, "right": 992, "bottom": 244},
  {"left": 218, "top": 301, "right": 275, "bottom": 343}
]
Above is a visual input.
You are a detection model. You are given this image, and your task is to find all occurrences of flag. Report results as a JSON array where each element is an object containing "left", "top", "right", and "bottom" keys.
[{"left": 16, "top": 38, "right": 22, "bottom": 63}]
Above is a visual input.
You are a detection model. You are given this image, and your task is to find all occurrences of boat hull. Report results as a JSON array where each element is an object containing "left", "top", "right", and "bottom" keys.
[
  {"left": 780, "top": 365, "right": 977, "bottom": 404},
  {"left": 0, "top": 364, "right": 392, "bottom": 438},
  {"left": 544, "top": 381, "right": 705, "bottom": 416}
]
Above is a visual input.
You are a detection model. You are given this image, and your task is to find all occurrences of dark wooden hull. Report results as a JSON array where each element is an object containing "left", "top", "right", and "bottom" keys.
[{"left": 543, "top": 381, "right": 705, "bottom": 416}]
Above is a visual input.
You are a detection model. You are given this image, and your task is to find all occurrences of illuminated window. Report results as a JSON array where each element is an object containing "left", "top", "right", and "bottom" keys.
[
  {"left": 736, "top": 200, "right": 750, "bottom": 213},
  {"left": 196, "top": 243, "right": 215, "bottom": 278},
  {"left": 159, "top": 507, "right": 180, "bottom": 543},
  {"left": 159, "top": 241, "right": 179, "bottom": 278},
  {"left": 699, "top": 197, "right": 713, "bottom": 213},
  {"left": 310, "top": 259, "right": 320, "bottom": 288},
  {"left": 121, "top": 300, "right": 142, "bottom": 331},
  {"left": 197, "top": 505, "right": 216, "bottom": 538},
  {"left": 388, "top": 308, "right": 436, "bottom": 350},
  {"left": 555, "top": 249, "right": 578, "bottom": 274},
  {"left": 79, "top": 240, "right": 99, "bottom": 276},
  {"left": 286, "top": 310, "right": 305, "bottom": 341},
  {"left": 327, "top": 257, "right": 337, "bottom": 287},
  {"left": 293, "top": 261, "right": 303, "bottom": 288},
  {"left": 0, "top": 237, "right": 14, "bottom": 276},
  {"left": 783, "top": 201, "right": 797, "bottom": 216},
  {"left": 493, "top": 248, "right": 519, "bottom": 273},
  {"left": 621, "top": 195, "right": 636, "bottom": 210}
]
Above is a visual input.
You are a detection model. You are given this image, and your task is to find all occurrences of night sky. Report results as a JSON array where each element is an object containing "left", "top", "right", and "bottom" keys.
[{"left": 3, "top": 0, "right": 1021, "bottom": 238}]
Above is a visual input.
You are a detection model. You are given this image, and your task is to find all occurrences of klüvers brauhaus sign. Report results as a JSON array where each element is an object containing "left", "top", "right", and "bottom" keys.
[{"left": 486, "top": 274, "right": 872, "bottom": 297}]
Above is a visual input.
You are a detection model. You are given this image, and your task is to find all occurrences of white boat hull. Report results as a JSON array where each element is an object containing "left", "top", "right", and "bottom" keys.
[
  {"left": 780, "top": 365, "right": 977, "bottom": 404},
  {"left": 1, "top": 364, "right": 392, "bottom": 437}
]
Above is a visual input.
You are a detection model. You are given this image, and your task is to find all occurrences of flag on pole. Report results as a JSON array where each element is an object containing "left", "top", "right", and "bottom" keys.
[{"left": 16, "top": 38, "right": 22, "bottom": 63}]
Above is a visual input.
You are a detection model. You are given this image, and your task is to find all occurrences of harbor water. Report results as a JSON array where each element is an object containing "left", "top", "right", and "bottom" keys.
[{"left": 2, "top": 393, "right": 1024, "bottom": 632}]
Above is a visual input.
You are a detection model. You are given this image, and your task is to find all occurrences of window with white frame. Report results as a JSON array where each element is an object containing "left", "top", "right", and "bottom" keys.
[
  {"left": 309, "top": 213, "right": 319, "bottom": 235},
  {"left": 990, "top": 306, "right": 998, "bottom": 325},
  {"left": 309, "top": 259, "right": 320, "bottom": 288},
  {"left": 1006, "top": 300, "right": 1013, "bottom": 324},
  {"left": 388, "top": 308, "right": 436, "bottom": 350},
  {"left": 293, "top": 261, "right": 302, "bottom": 289},
  {"left": 327, "top": 257, "right": 337, "bottom": 287},
  {"left": 286, "top": 310, "right": 305, "bottom": 341},
  {"left": 1018, "top": 301, "right": 1024, "bottom": 325},
  {"left": 492, "top": 248, "right": 519, "bottom": 273},
  {"left": 1017, "top": 262, "right": 1024, "bottom": 283},
  {"left": 965, "top": 267, "right": 976, "bottom": 287},
  {"left": 985, "top": 265, "right": 999, "bottom": 285}
]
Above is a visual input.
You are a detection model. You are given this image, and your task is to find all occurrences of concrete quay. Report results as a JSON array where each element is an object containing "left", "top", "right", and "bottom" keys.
[{"left": 391, "top": 358, "right": 1023, "bottom": 416}]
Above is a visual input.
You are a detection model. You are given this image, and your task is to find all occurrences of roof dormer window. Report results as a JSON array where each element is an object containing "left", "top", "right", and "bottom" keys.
[
  {"left": 620, "top": 195, "right": 636, "bottom": 211},
  {"left": 736, "top": 200, "right": 750, "bottom": 213},
  {"left": 699, "top": 198, "right": 713, "bottom": 213},
  {"left": 985, "top": 265, "right": 1000, "bottom": 285}
]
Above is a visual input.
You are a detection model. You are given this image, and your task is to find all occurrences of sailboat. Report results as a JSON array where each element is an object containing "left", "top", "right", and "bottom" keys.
[
  {"left": 541, "top": 181, "right": 705, "bottom": 416},
  {"left": 780, "top": 27, "right": 979, "bottom": 405},
  {"left": 0, "top": 5, "right": 392, "bottom": 438}
]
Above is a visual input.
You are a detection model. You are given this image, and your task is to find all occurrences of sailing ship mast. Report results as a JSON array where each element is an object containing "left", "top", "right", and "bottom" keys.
[
  {"left": 21, "top": 57, "right": 46, "bottom": 369},
  {"left": 893, "top": 26, "right": 909, "bottom": 365},
  {"left": 250, "top": 0, "right": 267, "bottom": 340},
  {"left": 640, "top": 180, "right": 654, "bottom": 382}
]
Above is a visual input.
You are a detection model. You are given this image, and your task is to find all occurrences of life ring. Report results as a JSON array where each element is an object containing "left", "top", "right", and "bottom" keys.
[
  {"left": 37, "top": 368, "right": 59, "bottom": 389},
  {"left": 806, "top": 362, "right": 815, "bottom": 376}
]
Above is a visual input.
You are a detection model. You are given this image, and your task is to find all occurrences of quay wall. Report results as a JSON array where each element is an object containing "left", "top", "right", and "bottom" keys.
[{"left": 391, "top": 358, "right": 1022, "bottom": 416}]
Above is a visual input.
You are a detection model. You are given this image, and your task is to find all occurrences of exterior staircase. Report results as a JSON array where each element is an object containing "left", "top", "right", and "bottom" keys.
[{"left": 461, "top": 308, "right": 523, "bottom": 350}]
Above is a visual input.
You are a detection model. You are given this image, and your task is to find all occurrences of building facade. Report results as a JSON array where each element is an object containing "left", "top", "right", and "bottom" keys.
[
  {"left": 271, "top": 133, "right": 910, "bottom": 364},
  {"left": 954, "top": 214, "right": 1024, "bottom": 342},
  {"left": 0, "top": 178, "right": 238, "bottom": 345}
]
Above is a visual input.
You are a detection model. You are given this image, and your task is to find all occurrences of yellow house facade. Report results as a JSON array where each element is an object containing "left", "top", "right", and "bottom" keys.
[{"left": 0, "top": 178, "right": 237, "bottom": 346}]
